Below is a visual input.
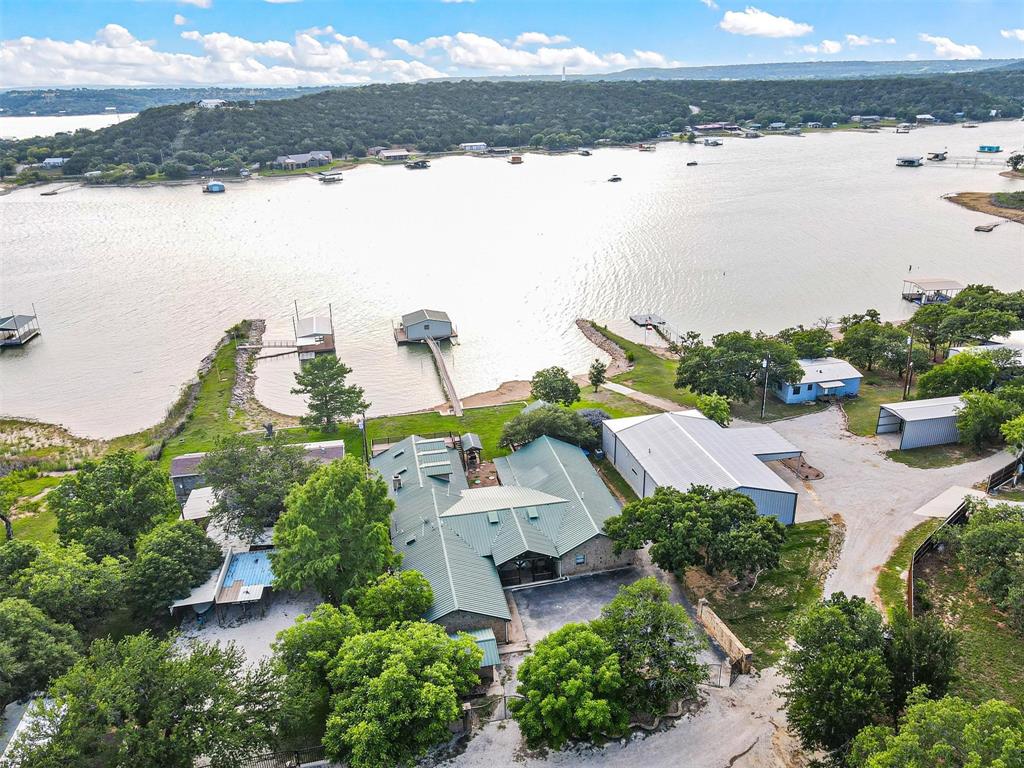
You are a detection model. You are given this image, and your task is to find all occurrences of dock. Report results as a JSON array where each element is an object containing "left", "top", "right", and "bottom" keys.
[
  {"left": 901, "top": 278, "right": 964, "bottom": 305},
  {"left": 424, "top": 337, "right": 463, "bottom": 416},
  {"left": 1, "top": 309, "right": 41, "bottom": 348},
  {"left": 237, "top": 302, "right": 336, "bottom": 360},
  {"left": 630, "top": 312, "right": 689, "bottom": 346}
]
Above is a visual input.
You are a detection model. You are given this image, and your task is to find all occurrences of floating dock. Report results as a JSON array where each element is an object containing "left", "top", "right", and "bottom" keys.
[
  {"left": 0, "top": 309, "right": 41, "bottom": 348},
  {"left": 901, "top": 278, "right": 964, "bottom": 305}
]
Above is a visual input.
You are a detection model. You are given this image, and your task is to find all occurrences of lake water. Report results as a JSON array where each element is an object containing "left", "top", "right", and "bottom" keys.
[
  {"left": 2, "top": 122, "right": 1022, "bottom": 438},
  {"left": 0, "top": 113, "right": 139, "bottom": 141}
]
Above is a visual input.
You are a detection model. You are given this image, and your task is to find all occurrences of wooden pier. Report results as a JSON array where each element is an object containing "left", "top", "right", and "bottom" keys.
[
  {"left": 630, "top": 312, "right": 688, "bottom": 346},
  {"left": 424, "top": 337, "right": 463, "bottom": 417}
]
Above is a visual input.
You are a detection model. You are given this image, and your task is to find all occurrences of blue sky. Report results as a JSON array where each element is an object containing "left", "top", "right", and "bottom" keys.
[{"left": 2, "top": 0, "right": 1022, "bottom": 87}]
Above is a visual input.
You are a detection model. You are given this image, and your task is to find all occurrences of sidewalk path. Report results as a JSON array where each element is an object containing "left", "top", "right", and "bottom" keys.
[{"left": 601, "top": 382, "right": 687, "bottom": 413}]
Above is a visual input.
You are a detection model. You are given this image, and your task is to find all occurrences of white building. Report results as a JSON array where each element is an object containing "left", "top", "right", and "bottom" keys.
[
  {"left": 602, "top": 411, "right": 802, "bottom": 524},
  {"left": 198, "top": 99, "right": 227, "bottom": 109},
  {"left": 915, "top": 114, "right": 936, "bottom": 123},
  {"left": 378, "top": 149, "right": 411, "bottom": 162},
  {"left": 459, "top": 142, "right": 489, "bottom": 152},
  {"left": 950, "top": 330, "right": 1024, "bottom": 365},
  {"left": 41, "top": 157, "right": 68, "bottom": 168}
]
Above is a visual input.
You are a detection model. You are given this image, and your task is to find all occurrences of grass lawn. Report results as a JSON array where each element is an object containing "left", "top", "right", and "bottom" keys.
[
  {"left": 591, "top": 325, "right": 698, "bottom": 408},
  {"left": 593, "top": 459, "right": 639, "bottom": 503},
  {"left": 843, "top": 373, "right": 908, "bottom": 437},
  {"left": 919, "top": 551, "right": 1024, "bottom": 710},
  {"left": 729, "top": 389, "right": 830, "bottom": 423},
  {"left": 875, "top": 517, "right": 943, "bottom": 614},
  {"left": 365, "top": 404, "right": 523, "bottom": 460},
  {"left": 11, "top": 505, "right": 58, "bottom": 545},
  {"left": 684, "top": 520, "right": 833, "bottom": 667},
  {"left": 886, "top": 444, "right": 995, "bottom": 470}
]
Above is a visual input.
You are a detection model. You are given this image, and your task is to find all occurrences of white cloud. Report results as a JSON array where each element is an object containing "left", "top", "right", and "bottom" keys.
[
  {"left": 819, "top": 39, "right": 842, "bottom": 54},
  {"left": 173, "top": 14, "right": 189, "bottom": 26},
  {"left": 845, "top": 33, "right": 896, "bottom": 47},
  {"left": 265, "top": 0, "right": 302, "bottom": 4},
  {"left": 179, "top": 0, "right": 211, "bottom": 7},
  {"left": 0, "top": 24, "right": 445, "bottom": 87},
  {"left": 1001, "top": 28, "right": 1024, "bottom": 42},
  {"left": 514, "top": 32, "right": 570, "bottom": 47},
  {"left": 720, "top": 6, "right": 813, "bottom": 38},
  {"left": 699, "top": 0, "right": 719, "bottom": 9},
  {"left": 917, "top": 33, "right": 982, "bottom": 59},
  {"left": 392, "top": 38, "right": 427, "bottom": 57}
]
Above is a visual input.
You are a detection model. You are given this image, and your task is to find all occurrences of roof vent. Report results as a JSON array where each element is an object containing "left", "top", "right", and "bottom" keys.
[
  {"left": 487, "top": 510, "right": 500, "bottom": 524},
  {"left": 406, "top": 536, "right": 416, "bottom": 546},
  {"left": 392, "top": 474, "right": 403, "bottom": 491}
]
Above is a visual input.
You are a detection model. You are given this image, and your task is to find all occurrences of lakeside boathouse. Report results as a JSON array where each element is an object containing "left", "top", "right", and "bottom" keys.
[{"left": 0, "top": 312, "right": 41, "bottom": 348}]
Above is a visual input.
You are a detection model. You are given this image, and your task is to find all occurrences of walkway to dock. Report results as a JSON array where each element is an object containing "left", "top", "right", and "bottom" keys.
[
  {"left": 424, "top": 337, "right": 463, "bottom": 417},
  {"left": 601, "top": 381, "right": 687, "bottom": 413}
]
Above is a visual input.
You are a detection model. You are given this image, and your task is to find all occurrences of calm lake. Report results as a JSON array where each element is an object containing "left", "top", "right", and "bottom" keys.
[
  {"left": 0, "top": 113, "right": 139, "bottom": 141},
  {"left": 2, "top": 121, "right": 1022, "bottom": 438}
]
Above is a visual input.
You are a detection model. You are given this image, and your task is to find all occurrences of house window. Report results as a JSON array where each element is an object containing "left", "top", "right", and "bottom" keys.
[
  {"left": 423, "top": 324, "right": 430, "bottom": 331},
  {"left": 792, "top": 386, "right": 802, "bottom": 396},
  {"left": 575, "top": 553, "right": 586, "bottom": 565}
]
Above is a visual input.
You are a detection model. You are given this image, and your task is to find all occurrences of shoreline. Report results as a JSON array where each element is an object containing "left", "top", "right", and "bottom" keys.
[{"left": 946, "top": 191, "right": 1024, "bottom": 225}]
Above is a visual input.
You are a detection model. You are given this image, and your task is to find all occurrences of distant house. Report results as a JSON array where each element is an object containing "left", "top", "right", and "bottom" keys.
[
  {"left": 398, "top": 309, "right": 454, "bottom": 341},
  {"left": 915, "top": 114, "right": 936, "bottom": 123},
  {"left": 169, "top": 440, "right": 346, "bottom": 503},
  {"left": 775, "top": 357, "right": 862, "bottom": 404},
  {"left": 657, "top": 130, "right": 673, "bottom": 138},
  {"left": 41, "top": 157, "right": 68, "bottom": 168},
  {"left": 367, "top": 146, "right": 387, "bottom": 156},
  {"left": 876, "top": 396, "right": 964, "bottom": 450},
  {"left": 949, "top": 329, "right": 1024, "bottom": 365},
  {"left": 851, "top": 115, "right": 881, "bottom": 123},
  {"left": 767, "top": 122, "right": 787, "bottom": 131},
  {"left": 805, "top": 121, "right": 823, "bottom": 129},
  {"left": 602, "top": 411, "right": 802, "bottom": 524},
  {"left": 459, "top": 142, "right": 488, "bottom": 152},
  {"left": 488, "top": 146, "right": 512, "bottom": 155},
  {"left": 271, "top": 150, "right": 333, "bottom": 170},
  {"left": 377, "top": 149, "right": 411, "bottom": 162},
  {"left": 197, "top": 99, "right": 227, "bottom": 109},
  {"left": 748, "top": 122, "right": 763, "bottom": 129}
]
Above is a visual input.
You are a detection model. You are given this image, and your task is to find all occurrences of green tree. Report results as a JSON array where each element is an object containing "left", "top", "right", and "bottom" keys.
[
  {"left": 848, "top": 693, "right": 1024, "bottom": 768},
  {"left": 695, "top": 392, "right": 732, "bottom": 426},
  {"left": 498, "top": 404, "right": 598, "bottom": 449},
  {"left": 781, "top": 593, "right": 892, "bottom": 757},
  {"left": 530, "top": 366, "right": 581, "bottom": 406},
  {"left": 291, "top": 355, "right": 369, "bottom": 433},
  {"left": 200, "top": 434, "right": 314, "bottom": 541},
  {"left": 158, "top": 161, "right": 189, "bottom": 179},
  {"left": 354, "top": 570, "right": 433, "bottom": 630},
  {"left": 1001, "top": 412, "right": 1024, "bottom": 458},
  {"left": 7, "top": 543, "right": 124, "bottom": 632},
  {"left": 604, "top": 485, "right": 784, "bottom": 583},
  {"left": 49, "top": 449, "right": 177, "bottom": 560},
  {"left": 0, "top": 538, "right": 40, "bottom": 587},
  {"left": 132, "top": 161, "right": 157, "bottom": 178},
  {"left": 5, "top": 633, "right": 280, "bottom": 768},
  {"left": 272, "top": 457, "right": 398, "bottom": 604},
  {"left": 883, "top": 606, "right": 961, "bottom": 719},
  {"left": 907, "top": 303, "right": 951, "bottom": 360},
  {"left": 675, "top": 331, "right": 801, "bottom": 402},
  {"left": 790, "top": 328, "right": 833, "bottom": 359},
  {"left": 588, "top": 358, "right": 608, "bottom": 392},
  {"left": 835, "top": 321, "right": 892, "bottom": 372},
  {"left": 917, "top": 352, "right": 998, "bottom": 398},
  {"left": 591, "top": 577, "right": 705, "bottom": 715},
  {"left": 0, "top": 598, "right": 81, "bottom": 711},
  {"left": 324, "top": 622, "right": 481, "bottom": 768},
  {"left": 272, "top": 602, "right": 363, "bottom": 745},
  {"left": 955, "top": 389, "right": 1020, "bottom": 450},
  {"left": 510, "top": 623, "right": 628, "bottom": 749},
  {"left": 126, "top": 520, "right": 222, "bottom": 616}
]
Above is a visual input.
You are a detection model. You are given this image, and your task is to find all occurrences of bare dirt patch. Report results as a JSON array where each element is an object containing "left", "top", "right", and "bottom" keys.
[{"left": 946, "top": 192, "right": 1024, "bottom": 224}]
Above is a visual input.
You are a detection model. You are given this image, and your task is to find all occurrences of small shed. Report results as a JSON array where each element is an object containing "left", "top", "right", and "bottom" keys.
[
  {"left": 876, "top": 396, "right": 964, "bottom": 450},
  {"left": 398, "top": 309, "right": 454, "bottom": 341},
  {"left": 461, "top": 432, "right": 483, "bottom": 467},
  {"left": 378, "top": 149, "right": 410, "bottom": 162},
  {"left": 776, "top": 357, "right": 862, "bottom": 404}
]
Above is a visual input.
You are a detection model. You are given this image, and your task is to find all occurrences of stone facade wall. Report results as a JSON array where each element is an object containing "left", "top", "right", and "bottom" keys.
[
  {"left": 440, "top": 609, "right": 510, "bottom": 644},
  {"left": 172, "top": 474, "right": 202, "bottom": 504},
  {"left": 559, "top": 534, "right": 635, "bottom": 577},
  {"left": 696, "top": 598, "right": 753, "bottom": 673}
]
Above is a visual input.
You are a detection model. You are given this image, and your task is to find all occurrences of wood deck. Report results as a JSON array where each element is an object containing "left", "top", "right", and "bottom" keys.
[{"left": 424, "top": 337, "right": 463, "bottom": 417}]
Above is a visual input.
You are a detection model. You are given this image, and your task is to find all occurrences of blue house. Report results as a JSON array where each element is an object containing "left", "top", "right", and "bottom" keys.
[{"left": 775, "top": 357, "right": 863, "bottom": 404}]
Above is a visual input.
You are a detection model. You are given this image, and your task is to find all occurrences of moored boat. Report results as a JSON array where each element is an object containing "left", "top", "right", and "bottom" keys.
[
  {"left": 686, "top": 161, "right": 698, "bottom": 166},
  {"left": 202, "top": 180, "right": 225, "bottom": 193},
  {"left": 607, "top": 174, "right": 622, "bottom": 182}
]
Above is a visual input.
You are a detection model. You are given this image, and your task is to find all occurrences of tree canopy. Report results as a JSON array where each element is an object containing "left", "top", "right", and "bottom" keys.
[
  {"left": 917, "top": 352, "right": 998, "bottom": 398},
  {"left": 695, "top": 392, "right": 732, "bottom": 426},
  {"left": 498, "top": 404, "right": 599, "bottom": 449},
  {"left": 353, "top": 570, "right": 433, "bottom": 630},
  {"left": 530, "top": 366, "right": 581, "bottom": 406},
  {"left": 0, "top": 597, "right": 81, "bottom": 712},
  {"left": 675, "top": 331, "right": 802, "bottom": 402},
  {"left": 126, "top": 520, "right": 222, "bottom": 617},
  {"left": 49, "top": 449, "right": 177, "bottom": 560},
  {"left": 291, "top": 355, "right": 369, "bottom": 433},
  {"left": 272, "top": 457, "right": 397, "bottom": 604}
]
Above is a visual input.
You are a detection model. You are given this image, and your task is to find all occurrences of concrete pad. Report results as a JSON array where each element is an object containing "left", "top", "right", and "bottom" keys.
[{"left": 912, "top": 486, "right": 988, "bottom": 518}]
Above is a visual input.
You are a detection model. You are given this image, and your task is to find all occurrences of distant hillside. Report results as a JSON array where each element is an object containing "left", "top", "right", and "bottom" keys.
[
  {"left": 428, "top": 59, "right": 1021, "bottom": 83},
  {"left": 2, "top": 71, "right": 1021, "bottom": 176},
  {"left": 0, "top": 86, "right": 336, "bottom": 117}
]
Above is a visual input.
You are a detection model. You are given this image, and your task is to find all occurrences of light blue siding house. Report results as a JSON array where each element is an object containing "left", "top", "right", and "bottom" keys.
[
  {"left": 601, "top": 411, "right": 803, "bottom": 525},
  {"left": 775, "top": 357, "right": 863, "bottom": 405}
]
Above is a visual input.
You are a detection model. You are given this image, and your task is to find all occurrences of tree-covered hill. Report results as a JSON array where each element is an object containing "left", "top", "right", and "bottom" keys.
[{"left": 3, "top": 71, "right": 1021, "bottom": 175}]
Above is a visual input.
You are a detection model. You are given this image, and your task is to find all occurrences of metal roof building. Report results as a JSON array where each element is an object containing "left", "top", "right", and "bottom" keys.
[
  {"left": 181, "top": 486, "right": 217, "bottom": 521},
  {"left": 876, "top": 396, "right": 964, "bottom": 450},
  {"left": 776, "top": 357, "right": 863, "bottom": 404},
  {"left": 602, "top": 411, "right": 802, "bottom": 524}
]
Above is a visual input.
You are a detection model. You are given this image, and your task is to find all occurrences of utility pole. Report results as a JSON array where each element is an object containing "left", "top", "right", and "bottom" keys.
[
  {"left": 760, "top": 356, "right": 769, "bottom": 420},
  {"left": 903, "top": 333, "right": 914, "bottom": 399}
]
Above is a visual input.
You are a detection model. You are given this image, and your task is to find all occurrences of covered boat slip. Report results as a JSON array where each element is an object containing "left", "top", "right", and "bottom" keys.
[
  {"left": 901, "top": 278, "right": 964, "bottom": 306},
  {"left": 876, "top": 396, "right": 964, "bottom": 450}
]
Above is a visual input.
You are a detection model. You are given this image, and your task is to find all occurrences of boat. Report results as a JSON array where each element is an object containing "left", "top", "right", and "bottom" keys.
[
  {"left": 578, "top": 149, "right": 592, "bottom": 156},
  {"left": 686, "top": 161, "right": 698, "bottom": 166},
  {"left": 703, "top": 138, "right": 722, "bottom": 147},
  {"left": 638, "top": 143, "right": 657, "bottom": 152},
  {"left": 896, "top": 156, "right": 923, "bottom": 167},
  {"left": 607, "top": 174, "right": 622, "bottom": 182},
  {"left": 978, "top": 145, "right": 1002, "bottom": 153},
  {"left": 202, "top": 180, "right": 226, "bottom": 193},
  {"left": 927, "top": 151, "right": 948, "bottom": 162},
  {"left": 404, "top": 159, "right": 430, "bottom": 170},
  {"left": 895, "top": 125, "right": 911, "bottom": 134},
  {"left": 962, "top": 122, "right": 979, "bottom": 128},
  {"left": 507, "top": 154, "right": 523, "bottom": 165}
]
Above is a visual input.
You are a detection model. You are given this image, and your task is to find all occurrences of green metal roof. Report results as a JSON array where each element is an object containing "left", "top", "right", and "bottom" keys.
[{"left": 449, "top": 627, "right": 500, "bottom": 667}]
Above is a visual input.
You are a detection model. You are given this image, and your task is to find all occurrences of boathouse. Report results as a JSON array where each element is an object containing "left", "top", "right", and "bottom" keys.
[
  {"left": 876, "top": 396, "right": 964, "bottom": 450},
  {"left": 901, "top": 278, "right": 964, "bottom": 305},
  {"left": 775, "top": 357, "right": 863, "bottom": 404},
  {"left": 0, "top": 313, "right": 41, "bottom": 348},
  {"left": 396, "top": 309, "right": 454, "bottom": 342},
  {"left": 601, "top": 411, "right": 802, "bottom": 524},
  {"left": 897, "top": 156, "right": 923, "bottom": 167}
]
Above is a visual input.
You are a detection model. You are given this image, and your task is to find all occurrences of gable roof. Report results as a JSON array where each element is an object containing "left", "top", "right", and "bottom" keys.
[
  {"left": 795, "top": 357, "right": 862, "bottom": 385},
  {"left": 605, "top": 411, "right": 799, "bottom": 494},
  {"left": 880, "top": 396, "right": 964, "bottom": 422},
  {"left": 402, "top": 309, "right": 451, "bottom": 326}
]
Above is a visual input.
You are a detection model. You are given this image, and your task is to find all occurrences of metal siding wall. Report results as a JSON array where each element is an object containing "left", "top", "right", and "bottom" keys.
[
  {"left": 876, "top": 408, "right": 901, "bottom": 434},
  {"left": 755, "top": 452, "right": 802, "bottom": 462},
  {"left": 737, "top": 487, "right": 797, "bottom": 525},
  {"left": 901, "top": 417, "right": 960, "bottom": 450},
  {"left": 611, "top": 439, "right": 647, "bottom": 499},
  {"left": 601, "top": 425, "right": 616, "bottom": 460}
]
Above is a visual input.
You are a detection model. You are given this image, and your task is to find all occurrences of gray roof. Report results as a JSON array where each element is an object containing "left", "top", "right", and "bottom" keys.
[
  {"left": 795, "top": 357, "right": 862, "bottom": 386},
  {"left": 0, "top": 315, "right": 36, "bottom": 331},
  {"left": 402, "top": 309, "right": 451, "bottom": 326},
  {"left": 461, "top": 432, "right": 483, "bottom": 451},
  {"left": 879, "top": 396, "right": 964, "bottom": 422},
  {"left": 169, "top": 440, "right": 345, "bottom": 478},
  {"left": 274, "top": 150, "right": 332, "bottom": 165},
  {"left": 905, "top": 278, "right": 964, "bottom": 292},
  {"left": 521, "top": 400, "right": 549, "bottom": 415},
  {"left": 604, "top": 412, "right": 800, "bottom": 494}
]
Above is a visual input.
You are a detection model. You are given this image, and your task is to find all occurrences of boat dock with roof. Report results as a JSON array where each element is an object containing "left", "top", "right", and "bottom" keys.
[
  {"left": 0, "top": 308, "right": 41, "bottom": 348},
  {"left": 394, "top": 309, "right": 462, "bottom": 416},
  {"left": 901, "top": 278, "right": 964, "bottom": 305}
]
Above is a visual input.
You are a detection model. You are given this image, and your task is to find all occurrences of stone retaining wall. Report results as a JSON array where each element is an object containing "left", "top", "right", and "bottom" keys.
[{"left": 696, "top": 598, "right": 753, "bottom": 674}]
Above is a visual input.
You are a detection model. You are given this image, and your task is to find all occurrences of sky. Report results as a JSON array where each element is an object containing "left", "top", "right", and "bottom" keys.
[{"left": 1, "top": 0, "right": 1023, "bottom": 88}]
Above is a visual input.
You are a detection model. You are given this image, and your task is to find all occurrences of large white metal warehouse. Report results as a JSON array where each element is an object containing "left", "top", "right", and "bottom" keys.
[
  {"left": 876, "top": 396, "right": 964, "bottom": 450},
  {"left": 601, "top": 411, "right": 802, "bottom": 525}
]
